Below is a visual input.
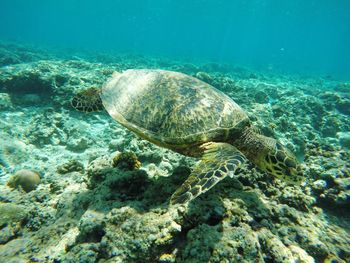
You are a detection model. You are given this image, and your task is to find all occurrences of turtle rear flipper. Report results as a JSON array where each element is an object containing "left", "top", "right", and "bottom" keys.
[
  {"left": 170, "top": 142, "right": 247, "bottom": 204},
  {"left": 71, "top": 87, "right": 104, "bottom": 112}
]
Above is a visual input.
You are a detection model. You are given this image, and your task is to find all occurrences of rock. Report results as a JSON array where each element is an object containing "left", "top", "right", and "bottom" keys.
[
  {"left": 183, "top": 223, "right": 262, "bottom": 262},
  {"left": 66, "top": 137, "right": 90, "bottom": 152},
  {"left": 278, "top": 186, "right": 315, "bottom": 211},
  {"left": 0, "top": 93, "right": 12, "bottom": 110},
  {"left": 0, "top": 237, "right": 33, "bottom": 261},
  {"left": 312, "top": 180, "right": 328, "bottom": 193},
  {"left": 289, "top": 245, "right": 314, "bottom": 263},
  {"left": 0, "top": 224, "right": 22, "bottom": 244},
  {"left": 0, "top": 203, "right": 27, "bottom": 227},
  {"left": 77, "top": 210, "right": 105, "bottom": 243},
  {"left": 26, "top": 110, "right": 67, "bottom": 147},
  {"left": 100, "top": 169, "right": 150, "bottom": 200},
  {"left": 57, "top": 160, "right": 84, "bottom": 174},
  {"left": 0, "top": 203, "right": 28, "bottom": 245},
  {"left": 25, "top": 206, "right": 55, "bottom": 231},
  {"left": 272, "top": 104, "right": 284, "bottom": 117},
  {"left": 159, "top": 252, "right": 176, "bottom": 263},
  {"left": 317, "top": 176, "right": 350, "bottom": 207},
  {"left": 336, "top": 82, "right": 350, "bottom": 92},
  {"left": 86, "top": 156, "right": 113, "bottom": 189},
  {"left": 1, "top": 43, "right": 350, "bottom": 262},
  {"left": 0, "top": 49, "right": 21, "bottom": 66},
  {"left": 254, "top": 90, "right": 269, "bottom": 104},
  {"left": 0, "top": 58, "right": 111, "bottom": 107},
  {"left": 99, "top": 207, "right": 181, "bottom": 261},
  {"left": 258, "top": 228, "right": 294, "bottom": 262},
  {"left": 0, "top": 42, "right": 51, "bottom": 66},
  {"left": 334, "top": 177, "right": 350, "bottom": 191},
  {"left": 335, "top": 98, "right": 350, "bottom": 115},
  {"left": 321, "top": 116, "right": 340, "bottom": 137},
  {"left": 20, "top": 93, "right": 42, "bottom": 105},
  {"left": 337, "top": 132, "right": 350, "bottom": 149},
  {"left": 332, "top": 178, "right": 350, "bottom": 206},
  {"left": 195, "top": 71, "right": 213, "bottom": 84},
  {"left": 7, "top": 169, "right": 41, "bottom": 192},
  {"left": 112, "top": 151, "right": 141, "bottom": 170},
  {"left": 334, "top": 191, "right": 350, "bottom": 206},
  {"left": 0, "top": 68, "right": 52, "bottom": 94},
  {"left": 0, "top": 137, "right": 28, "bottom": 168},
  {"left": 63, "top": 243, "right": 100, "bottom": 263}
]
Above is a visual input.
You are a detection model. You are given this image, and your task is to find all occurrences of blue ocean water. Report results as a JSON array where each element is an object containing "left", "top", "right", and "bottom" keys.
[
  {"left": 1, "top": 0, "right": 350, "bottom": 79},
  {"left": 2, "top": 1, "right": 350, "bottom": 262}
]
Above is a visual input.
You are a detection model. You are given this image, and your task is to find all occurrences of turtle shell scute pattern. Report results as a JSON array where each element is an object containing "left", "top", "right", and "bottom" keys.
[{"left": 101, "top": 70, "right": 249, "bottom": 147}]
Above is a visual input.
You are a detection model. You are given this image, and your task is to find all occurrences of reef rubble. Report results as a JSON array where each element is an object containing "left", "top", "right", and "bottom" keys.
[{"left": 0, "top": 43, "right": 349, "bottom": 262}]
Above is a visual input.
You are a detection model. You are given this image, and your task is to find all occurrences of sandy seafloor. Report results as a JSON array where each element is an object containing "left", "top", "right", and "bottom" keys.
[{"left": 0, "top": 42, "right": 349, "bottom": 263}]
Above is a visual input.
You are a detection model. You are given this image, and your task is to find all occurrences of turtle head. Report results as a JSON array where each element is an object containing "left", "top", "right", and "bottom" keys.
[
  {"left": 260, "top": 141, "right": 303, "bottom": 184},
  {"left": 71, "top": 87, "right": 104, "bottom": 112}
]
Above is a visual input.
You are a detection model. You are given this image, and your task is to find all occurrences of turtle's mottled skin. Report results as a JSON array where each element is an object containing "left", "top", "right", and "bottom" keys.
[{"left": 72, "top": 69, "right": 302, "bottom": 204}]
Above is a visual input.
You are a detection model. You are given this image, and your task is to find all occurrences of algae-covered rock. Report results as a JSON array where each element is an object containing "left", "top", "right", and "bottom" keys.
[
  {"left": 89, "top": 167, "right": 151, "bottom": 201},
  {"left": 0, "top": 224, "right": 22, "bottom": 245},
  {"left": 337, "top": 132, "right": 350, "bottom": 149},
  {"left": 321, "top": 116, "right": 340, "bottom": 137},
  {"left": 258, "top": 228, "right": 296, "bottom": 262},
  {"left": 0, "top": 93, "right": 12, "bottom": 110},
  {"left": 289, "top": 245, "right": 315, "bottom": 263},
  {"left": 1, "top": 43, "right": 350, "bottom": 262},
  {"left": 311, "top": 179, "right": 328, "bottom": 193},
  {"left": 100, "top": 207, "right": 181, "bottom": 261},
  {"left": 112, "top": 151, "right": 141, "bottom": 170},
  {"left": 25, "top": 109, "right": 67, "bottom": 147},
  {"left": 64, "top": 243, "right": 100, "bottom": 263},
  {"left": 77, "top": 210, "right": 105, "bottom": 243},
  {"left": 183, "top": 223, "right": 263, "bottom": 262},
  {"left": 25, "top": 205, "right": 56, "bottom": 231},
  {"left": 0, "top": 42, "right": 51, "bottom": 66},
  {"left": 0, "top": 68, "right": 52, "bottom": 94},
  {"left": 7, "top": 169, "right": 41, "bottom": 192},
  {"left": 0, "top": 58, "right": 112, "bottom": 108},
  {"left": 66, "top": 136, "right": 91, "bottom": 152},
  {"left": 0, "top": 203, "right": 27, "bottom": 227},
  {"left": 254, "top": 90, "right": 269, "bottom": 104},
  {"left": 57, "top": 160, "right": 84, "bottom": 174},
  {"left": 335, "top": 98, "right": 350, "bottom": 115},
  {"left": 195, "top": 71, "right": 213, "bottom": 84},
  {"left": 0, "top": 136, "right": 28, "bottom": 170}
]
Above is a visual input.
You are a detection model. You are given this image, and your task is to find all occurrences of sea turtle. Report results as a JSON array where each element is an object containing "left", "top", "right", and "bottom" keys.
[{"left": 72, "top": 69, "right": 302, "bottom": 204}]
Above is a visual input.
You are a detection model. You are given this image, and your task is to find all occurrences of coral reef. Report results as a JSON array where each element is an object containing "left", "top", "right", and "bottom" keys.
[
  {"left": 0, "top": 42, "right": 52, "bottom": 67},
  {"left": 0, "top": 202, "right": 28, "bottom": 245},
  {"left": 57, "top": 160, "right": 84, "bottom": 174},
  {"left": 0, "top": 43, "right": 349, "bottom": 262},
  {"left": 0, "top": 203, "right": 28, "bottom": 228},
  {"left": 7, "top": 169, "right": 41, "bottom": 192},
  {"left": 112, "top": 151, "right": 141, "bottom": 170}
]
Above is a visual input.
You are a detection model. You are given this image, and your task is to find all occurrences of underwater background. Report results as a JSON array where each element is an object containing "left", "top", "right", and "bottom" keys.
[
  {"left": 0, "top": 1, "right": 350, "bottom": 262},
  {"left": 1, "top": 0, "right": 350, "bottom": 79}
]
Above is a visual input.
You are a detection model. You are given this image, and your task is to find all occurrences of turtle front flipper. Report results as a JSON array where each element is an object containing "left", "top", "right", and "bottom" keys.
[
  {"left": 71, "top": 87, "right": 104, "bottom": 112},
  {"left": 170, "top": 142, "right": 247, "bottom": 205}
]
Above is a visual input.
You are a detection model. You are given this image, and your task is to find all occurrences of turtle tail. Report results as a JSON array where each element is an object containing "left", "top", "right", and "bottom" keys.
[{"left": 71, "top": 87, "right": 104, "bottom": 112}]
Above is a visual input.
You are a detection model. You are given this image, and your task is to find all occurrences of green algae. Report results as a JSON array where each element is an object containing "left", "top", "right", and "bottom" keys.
[{"left": 0, "top": 203, "right": 27, "bottom": 227}]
